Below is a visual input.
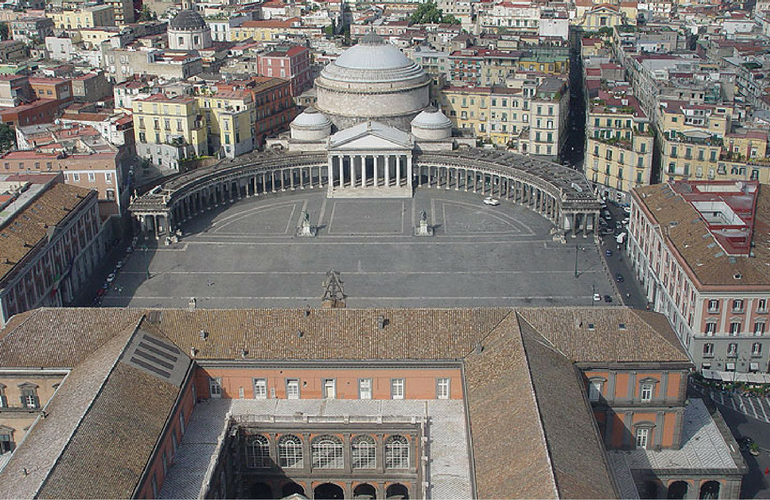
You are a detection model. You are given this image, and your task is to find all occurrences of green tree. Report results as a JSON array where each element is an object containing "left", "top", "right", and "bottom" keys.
[
  {"left": 137, "top": 5, "right": 157, "bottom": 22},
  {"left": 0, "top": 123, "right": 16, "bottom": 151},
  {"left": 410, "top": 2, "right": 461, "bottom": 25},
  {"left": 0, "top": 23, "right": 8, "bottom": 42},
  {"left": 324, "top": 20, "right": 335, "bottom": 37}
]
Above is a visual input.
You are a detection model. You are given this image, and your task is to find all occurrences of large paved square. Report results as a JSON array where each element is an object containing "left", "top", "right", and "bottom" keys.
[{"left": 104, "top": 189, "right": 617, "bottom": 309}]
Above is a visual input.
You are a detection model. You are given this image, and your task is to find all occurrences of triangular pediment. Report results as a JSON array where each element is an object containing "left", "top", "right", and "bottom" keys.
[{"left": 329, "top": 121, "right": 412, "bottom": 151}]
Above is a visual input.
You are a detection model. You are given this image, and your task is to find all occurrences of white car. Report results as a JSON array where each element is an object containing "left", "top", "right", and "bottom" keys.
[
  {"left": 106, "top": 272, "right": 116, "bottom": 284},
  {"left": 623, "top": 205, "right": 631, "bottom": 214},
  {"left": 593, "top": 293, "right": 602, "bottom": 302},
  {"left": 483, "top": 196, "right": 500, "bottom": 206}
]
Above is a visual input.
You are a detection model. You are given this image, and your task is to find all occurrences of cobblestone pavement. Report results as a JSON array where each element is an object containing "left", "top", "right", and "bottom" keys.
[{"left": 104, "top": 189, "right": 617, "bottom": 309}]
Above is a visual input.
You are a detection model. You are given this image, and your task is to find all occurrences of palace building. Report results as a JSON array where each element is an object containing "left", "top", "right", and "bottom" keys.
[{"left": 0, "top": 307, "right": 747, "bottom": 499}]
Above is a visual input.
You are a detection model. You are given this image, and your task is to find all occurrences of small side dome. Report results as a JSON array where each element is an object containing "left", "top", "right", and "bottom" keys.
[
  {"left": 291, "top": 107, "right": 332, "bottom": 141},
  {"left": 411, "top": 107, "right": 452, "bottom": 140}
]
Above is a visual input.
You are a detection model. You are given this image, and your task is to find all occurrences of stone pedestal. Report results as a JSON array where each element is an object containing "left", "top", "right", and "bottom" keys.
[
  {"left": 414, "top": 219, "right": 433, "bottom": 237},
  {"left": 297, "top": 219, "right": 316, "bottom": 237}
]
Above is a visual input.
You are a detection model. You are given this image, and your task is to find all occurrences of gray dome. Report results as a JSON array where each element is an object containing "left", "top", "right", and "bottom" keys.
[
  {"left": 321, "top": 33, "right": 425, "bottom": 84},
  {"left": 170, "top": 9, "right": 207, "bottom": 31},
  {"left": 411, "top": 107, "right": 452, "bottom": 130},
  {"left": 291, "top": 107, "right": 332, "bottom": 129}
]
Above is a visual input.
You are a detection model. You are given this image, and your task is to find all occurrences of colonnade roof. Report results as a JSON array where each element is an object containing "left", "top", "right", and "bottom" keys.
[{"left": 129, "top": 148, "right": 600, "bottom": 214}]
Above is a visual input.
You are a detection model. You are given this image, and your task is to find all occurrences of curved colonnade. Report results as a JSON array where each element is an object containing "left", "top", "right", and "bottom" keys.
[{"left": 129, "top": 149, "right": 601, "bottom": 239}]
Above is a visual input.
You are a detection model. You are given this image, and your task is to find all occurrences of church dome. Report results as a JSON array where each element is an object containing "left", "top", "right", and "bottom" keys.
[
  {"left": 314, "top": 33, "right": 431, "bottom": 131},
  {"left": 411, "top": 107, "right": 452, "bottom": 140},
  {"left": 170, "top": 9, "right": 207, "bottom": 31},
  {"left": 291, "top": 107, "right": 332, "bottom": 140},
  {"left": 319, "top": 33, "right": 426, "bottom": 84}
]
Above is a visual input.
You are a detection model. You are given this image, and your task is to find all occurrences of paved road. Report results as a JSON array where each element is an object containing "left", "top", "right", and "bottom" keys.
[
  {"left": 596, "top": 203, "right": 648, "bottom": 309},
  {"left": 102, "top": 189, "right": 618, "bottom": 309}
]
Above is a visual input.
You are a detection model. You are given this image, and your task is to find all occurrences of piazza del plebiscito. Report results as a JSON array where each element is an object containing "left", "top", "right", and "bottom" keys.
[{"left": 129, "top": 33, "right": 600, "bottom": 241}]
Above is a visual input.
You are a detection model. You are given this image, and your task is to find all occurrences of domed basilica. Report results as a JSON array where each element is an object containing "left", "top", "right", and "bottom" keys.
[{"left": 269, "top": 33, "right": 471, "bottom": 198}]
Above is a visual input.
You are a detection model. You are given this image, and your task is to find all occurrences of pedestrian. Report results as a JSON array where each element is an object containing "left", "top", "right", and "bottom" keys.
[{"left": 765, "top": 467, "right": 769, "bottom": 475}]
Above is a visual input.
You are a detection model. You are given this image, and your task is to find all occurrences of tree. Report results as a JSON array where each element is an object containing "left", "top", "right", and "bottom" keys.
[
  {"left": 0, "top": 23, "right": 8, "bottom": 42},
  {"left": 137, "top": 5, "right": 157, "bottom": 22},
  {"left": 410, "top": 1, "right": 459, "bottom": 25},
  {"left": 0, "top": 123, "right": 16, "bottom": 151},
  {"left": 324, "top": 20, "right": 336, "bottom": 37}
]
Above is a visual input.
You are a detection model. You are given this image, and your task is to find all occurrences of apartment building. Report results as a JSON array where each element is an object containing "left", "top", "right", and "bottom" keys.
[
  {"left": 9, "top": 16, "right": 54, "bottom": 44},
  {"left": 440, "top": 76, "right": 568, "bottom": 160},
  {"left": 585, "top": 89, "right": 654, "bottom": 203},
  {"left": 257, "top": 45, "right": 312, "bottom": 97},
  {"left": 132, "top": 93, "right": 207, "bottom": 170},
  {"left": 102, "top": 46, "right": 204, "bottom": 84},
  {"left": 628, "top": 180, "right": 770, "bottom": 374},
  {"left": 197, "top": 89, "right": 255, "bottom": 159},
  {"left": 49, "top": 5, "right": 116, "bottom": 30}
]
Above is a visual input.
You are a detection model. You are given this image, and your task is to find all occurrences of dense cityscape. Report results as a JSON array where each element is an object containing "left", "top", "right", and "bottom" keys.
[{"left": 0, "top": 0, "right": 769, "bottom": 498}]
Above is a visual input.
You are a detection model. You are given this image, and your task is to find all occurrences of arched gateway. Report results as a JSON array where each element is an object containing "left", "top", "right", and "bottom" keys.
[{"left": 130, "top": 33, "right": 599, "bottom": 237}]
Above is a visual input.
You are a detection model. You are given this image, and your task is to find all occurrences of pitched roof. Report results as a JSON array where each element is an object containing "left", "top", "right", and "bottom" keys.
[
  {"left": 0, "top": 183, "right": 96, "bottom": 285},
  {"left": 633, "top": 183, "right": 770, "bottom": 289}
]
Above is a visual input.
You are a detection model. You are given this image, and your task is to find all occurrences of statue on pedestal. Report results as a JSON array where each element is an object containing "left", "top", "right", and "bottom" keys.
[
  {"left": 414, "top": 209, "right": 433, "bottom": 236},
  {"left": 297, "top": 210, "right": 316, "bottom": 237}
]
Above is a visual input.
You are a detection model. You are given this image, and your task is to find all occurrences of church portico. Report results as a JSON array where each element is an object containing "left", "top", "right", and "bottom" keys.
[{"left": 327, "top": 153, "right": 413, "bottom": 198}]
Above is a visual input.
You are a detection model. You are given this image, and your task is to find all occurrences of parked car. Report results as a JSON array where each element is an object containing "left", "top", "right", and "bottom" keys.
[
  {"left": 106, "top": 272, "right": 116, "bottom": 284},
  {"left": 623, "top": 205, "right": 631, "bottom": 214},
  {"left": 622, "top": 217, "right": 630, "bottom": 225},
  {"left": 483, "top": 196, "right": 500, "bottom": 206},
  {"left": 615, "top": 273, "right": 624, "bottom": 282},
  {"left": 737, "top": 436, "right": 754, "bottom": 451},
  {"left": 126, "top": 246, "right": 133, "bottom": 254},
  {"left": 593, "top": 293, "right": 601, "bottom": 301},
  {"left": 604, "top": 295, "right": 613, "bottom": 303},
  {"left": 605, "top": 249, "right": 613, "bottom": 257},
  {"left": 115, "top": 260, "right": 124, "bottom": 270},
  {"left": 603, "top": 212, "right": 612, "bottom": 220}
]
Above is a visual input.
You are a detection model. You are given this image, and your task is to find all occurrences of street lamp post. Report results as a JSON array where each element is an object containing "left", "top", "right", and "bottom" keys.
[
  {"left": 143, "top": 244, "right": 151, "bottom": 280},
  {"left": 574, "top": 243, "right": 579, "bottom": 278}
]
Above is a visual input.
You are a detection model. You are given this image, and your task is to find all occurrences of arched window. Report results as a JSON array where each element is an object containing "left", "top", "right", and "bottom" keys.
[
  {"left": 246, "top": 434, "right": 270, "bottom": 468},
  {"left": 312, "top": 435, "right": 344, "bottom": 469},
  {"left": 278, "top": 434, "right": 303, "bottom": 468},
  {"left": 385, "top": 435, "right": 409, "bottom": 469},
  {"left": 351, "top": 435, "right": 376, "bottom": 469}
]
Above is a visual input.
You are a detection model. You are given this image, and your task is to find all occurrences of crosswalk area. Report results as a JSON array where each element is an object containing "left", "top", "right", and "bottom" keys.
[{"left": 708, "top": 389, "right": 770, "bottom": 423}]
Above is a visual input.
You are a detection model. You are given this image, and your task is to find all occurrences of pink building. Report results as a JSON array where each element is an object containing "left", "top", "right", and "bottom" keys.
[
  {"left": 628, "top": 180, "right": 770, "bottom": 374},
  {"left": 258, "top": 45, "right": 312, "bottom": 97}
]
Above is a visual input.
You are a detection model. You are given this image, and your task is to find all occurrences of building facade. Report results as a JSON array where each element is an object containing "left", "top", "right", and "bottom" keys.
[{"left": 627, "top": 180, "right": 770, "bottom": 374}]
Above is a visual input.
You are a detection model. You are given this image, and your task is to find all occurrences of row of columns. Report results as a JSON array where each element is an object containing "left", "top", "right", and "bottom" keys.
[
  {"left": 134, "top": 161, "right": 596, "bottom": 238},
  {"left": 414, "top": 164, "right": 563, "bottom": 228},
  {"left": 328, "top": 153, "right": 413, "bottom": 192}
]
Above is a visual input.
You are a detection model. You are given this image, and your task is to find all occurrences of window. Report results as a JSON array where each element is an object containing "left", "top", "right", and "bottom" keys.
[
  {"left": 179, "top": 409, "right": 185, "bottom": 435},
  {"left": 588, "top": 380, "right": 603, "bottom": 401},
  {"left": 19, "top": 384, "right": 39, "bottom": 409},
  {"left": 73, "top": 173, "right": 80, "bottom": 182},
  {"left": 359, "top": 378, "right": 372, "bottom": 399},
  {"left": 253, "top": 378, "right": 267, "bottom": 399},
  {"left": 635, "top": 427, "right": 650, "bottom": 449},
  {"left": 0, "top": 429, "right": 13, "bottom": 454},
  {"left": 705, "top": 322, "right": 717, "bottom": 336},
  {"left": 151, "top": 474, "right": 158, "bottom": 498},
  {"left": 385, "top": 435, "right": 409, "bottom": 469},
  {"left": 391, "top": 378, "right": 404, "bottom": 399},
  {"left": 247, "top": 434, "right": 270, "bottom": 468},
  {"left": 278, "top": 434, "right": 303, "bottom": 468},
  {"left": 752, "top": 343, "right": 762, "bottom": 356},
  {"left": 105, "top": 172, "right": 112, "bottom": 184},
  {"left": 286, "top": 379, "right": 300, "bottom": 399},
  {"left": 323, "top": 379, "right": 336, "bottom": 399},
  {"left": 727, "top": 343, "right": 738, "bottom": 356},
  {"left": 703, "top": 343, "right": 714, "bottom": 356},
  {"left": 351, "top": 435, "right": 376, "bottom": 469},
  {"left": 640, "top": 382, "right": 654, "bottom": 402},
  {"left": 729, "top": 322, "right": 742, "bottom": 336},
  {"left": 312, "top": 435, "right": 344, "bottom": 469},
  {"left": 0, "top": 385, "right": 5, "bottom": 407},
  {"left": 209, "top": 377, "right": 222, "bottom": 398},
  {"left": 708, "top": 299, "right": 719, "bottom": 312},
  {"left": 437, "top": 378, "right": 450, "bottom": 399},
  {"left": 754, "top": 322, "right": 766, "bottom": 336},
  {"left": 733, "top": 299, "right": 744, "bottom": 312},
  {"left": 106, "top": 189, "right": 115, "bottom": 201},
  {"left": 758, "top": 299, "right": 767, "bottom": 313}
]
